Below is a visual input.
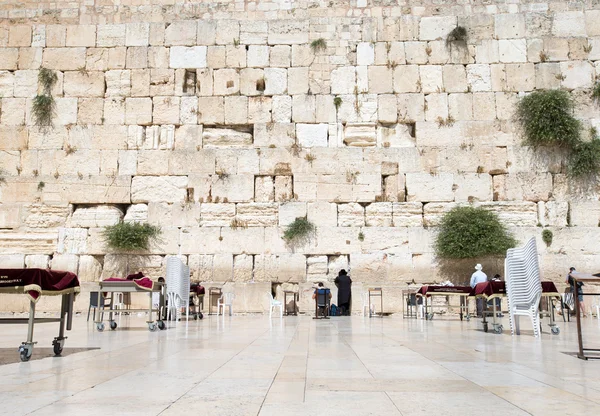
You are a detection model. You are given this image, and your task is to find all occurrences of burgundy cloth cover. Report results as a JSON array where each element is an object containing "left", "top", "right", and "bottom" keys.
[
  {"left": 0, "top": 268, "right": 80, "bottom": 300},
  {"left": 417, "top": 285, "right": 472, "bottom": 296},
  {"left": 103, "top": 276, "right": 155, "bottom": 290},
  {"left": 471, "top": 281, "right": 560, "bottom": 298},
  {"left": 190, "top": 284, "right": 205, "bottom": 295},
  {"left": 126, "top": 272, "right": 145, "bottom": 280}
]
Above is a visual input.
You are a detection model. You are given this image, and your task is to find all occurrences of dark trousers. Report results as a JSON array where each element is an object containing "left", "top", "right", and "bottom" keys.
[
  {"left": 476, "top": 298, "right": 484, "bottom": 317},
  {"left": 339, "top": 302, "right": 350, "bottom": 316}
]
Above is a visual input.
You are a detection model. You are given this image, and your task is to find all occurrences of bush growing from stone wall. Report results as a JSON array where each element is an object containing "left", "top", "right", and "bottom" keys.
[
  {"left": 435, "top": 206, "right": 517, "bottom": 259},
  {"left": 102, "top": 222, "right": 161, "bottom": 251}
]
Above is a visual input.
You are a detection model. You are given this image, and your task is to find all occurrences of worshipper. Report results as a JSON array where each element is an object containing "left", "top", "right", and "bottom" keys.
[
  {"left": 334, "top": 269, "right": 352, "bottom": 316},
  {"left": 567, "top": 267, "right": 588, "bottom": 317},
  {"left": 470, "top": 264, "right": 487, "bottom": 317}
]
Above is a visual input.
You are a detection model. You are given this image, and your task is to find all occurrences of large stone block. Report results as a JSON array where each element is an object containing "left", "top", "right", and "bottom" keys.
[
  {"left": 42, "top": 48, "right": 86, "bottom": 70},
  {"left": 211, "top": 174, "right": 254, "bottom": 203},
  {"left": 165, "top": 21, "right": 197, "bottom": 46},
  {"left": 365, "top": 203, "right": 393, "bottom": 226},
  {"left": 498, "top": 39, "right": 527, "bottom": 63},
  {"left": 296, "top": 123, "right": 328, "bottom": 147},
  {"left": 131, "top": 176, "right": 188, "bottom": 203},
  {"left": 203, "top": 128, "right": 253, "bottom": 148},
  {"left": 268, "top": 20, "right": 309, "bottom": 45},
  {"left": 237, "top": 203, "right": 278, "bottom": 227},
  {"left": 560, "top": 61, "right": 594, "bottom": 90},
  {"left": 406, "top": 173, "right": 454, "bottom": 202},
  {"left": 169, "top": 46, "right": 207, "bottom": 68},
  {"left": 478, "top": 201, "right": 538, "bottom": 227},
  {"left": 419, "top": 16, "right": 457, "bottom": 41},
  {"left": 553, "top": 12, "right": 586, "bottom": 37},
  {"left": 392, "top": 202, "right": 423, "bottom": 227},
  {"left": 69, "top": 205, "right": 123, "bottom": 228},
  {"left": 337, "top": 203, "right": 365, "bottom": 227},
  {"left": 97, "top": 25, "right": 126, "bottom": 47}
]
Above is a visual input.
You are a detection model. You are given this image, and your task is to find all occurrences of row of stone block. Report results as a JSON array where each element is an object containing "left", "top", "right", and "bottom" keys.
[{"left": 2, "top": 11, "right": 599, "bottom": 49}]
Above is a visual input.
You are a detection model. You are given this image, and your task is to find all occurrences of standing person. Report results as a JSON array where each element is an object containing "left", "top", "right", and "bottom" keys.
[
  {"left": 470, "top": 264, "right": 487, "bottom": 317},
  {"left": 334, "top": 269, "right": 352, "bottom": 316},
  {"left": 567, "top": 267, "right": 587, "bottom": 317}
]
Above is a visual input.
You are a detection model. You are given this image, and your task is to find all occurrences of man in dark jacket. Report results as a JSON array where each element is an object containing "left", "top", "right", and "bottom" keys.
[{"left": 334, "top": 269, "right": 352, "bottom": 316}]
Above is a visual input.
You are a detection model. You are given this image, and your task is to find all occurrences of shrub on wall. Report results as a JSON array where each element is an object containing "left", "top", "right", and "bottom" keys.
[
  {"left": 515, "top": 89, "right": 581, "bottom": 149},
  {"left": 102, "top": 222, "right": 161, "bottom": 251},
  {"left": 434, "top": 206, "right": 517, "bottom": 259},
  {"left": 283, "top": 217, "right": 315, "bottom": 244}
]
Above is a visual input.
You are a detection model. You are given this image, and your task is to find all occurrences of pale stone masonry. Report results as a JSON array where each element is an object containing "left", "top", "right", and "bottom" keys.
[{"left": 0, "top": 0, "right": 599, "bottom": 313}]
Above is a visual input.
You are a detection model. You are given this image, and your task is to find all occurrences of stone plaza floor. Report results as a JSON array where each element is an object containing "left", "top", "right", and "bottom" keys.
[{"left": 1, "top": 313, "right": 599, "bottom": 415}]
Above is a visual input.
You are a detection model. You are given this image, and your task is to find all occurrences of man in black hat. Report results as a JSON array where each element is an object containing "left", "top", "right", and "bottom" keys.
[{"left": 334, "top": 269, "right": 352, "bottom": 316}]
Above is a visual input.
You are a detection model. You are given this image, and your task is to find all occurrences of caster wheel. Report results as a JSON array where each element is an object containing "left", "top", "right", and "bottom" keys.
[
  {"left": 110, "top": 321, "right": 117, "bottom": 330},
  {"left": 551, "top": 326, "right": 560, "bottom": 335},
  {"left": 427, "top": 313, "right": 434, "bottom": 320},
  {"left": 483, "top": 323, "right": 488, "bottom": 333},
  {"left": 194, "top": 314, "right": 198, "bottom": 320},
  {"left": 148, "top": 323, "right": 158, "bottom": 332},
  {"left": 199, "top": 312, "right": 203, "bottom": 320},
  {"left": 466, "top": 315, "right": 471, "bottom": 322},
  {"left": 53, "top": 343, "right": 63, "bottom": 356},
  {"left": 494, "top": 325, "right": 503, "bottom": 334},
  {"left": 18, "top": 345, "right": 32, "bottom": 362},
  {"left": 157, "top": 320, "right": 166, "bottom": 330},
  {"left": 96, "top": 322, "right": 105, "bottom": 332}
]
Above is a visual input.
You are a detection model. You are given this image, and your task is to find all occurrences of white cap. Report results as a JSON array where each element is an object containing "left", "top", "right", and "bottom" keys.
[{"left": 475, "top": 264, "right": 483, "bottom": 270}]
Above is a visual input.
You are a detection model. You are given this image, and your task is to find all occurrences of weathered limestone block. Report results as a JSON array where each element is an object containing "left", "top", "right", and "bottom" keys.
[
  {"left": 237, "top": 203, "right": 278, "bottom": 227},
  {"left": 69, "top": 205, "right": 123, "bottom": 228},
  {"left": 248, "top": 96, "right": 272, "bottom": 123},
  {"left": 498, "top": 39, "right": 527, "bottom": 63},
  {"left": 420, "top": 65, "right": 443, "bottom": 94},
  {"left": 96, "top": 25, "right": 125, "bottom": 47},
  {"left": 383, "top": 174, "right": 406, "bottom": 202},
  {"left": 240, "top": 21, "right": 268, "bottom": 44},
  {"left": 423, "top": 202, "right": 461, "bottom": 227},
  {"left": 105, "top": 70, "right": 131, "bottom": 96},
  {"left": 393, "top": 65, "right": 420, "bottom": 93},
  {"left": 368, "top": 66, "right": 393, "bottom": 94},
  {"left": 57, "top": 228, "right": 87, "bottom": 255},
  {"left": 164, "top": 21, "right": 197, "bottom": 46},
  {"left": 233, "top": 254, "right": 253, "bottom": 282},
  {"left": 570, "top": 201, "right": 600, "bottom": 227},
  {"left": 188, "top": 254, "right": 213, "bottom": 282},
  {"left": 211, "top": 174, "right": 254, "bottom": 202},
  {"left": 560, "top": 61, "right": 594, "bottom": 90},
  {"left": 23, "top": 255, "right": 49, "bottom": 270},
  {"left": 424, "top": 93, "right": 448, "bottom": 121},
  {"left": 307, "top": 201, "right": 338, "bottom": 227},
  {"left": 268, "top": 20, "right": 309, "bottom": 45},
  {"left": 253, "top": 123, "right": 295, "bottom": 148},
  {"left": 169, "top": 46, "right": 207, "bottom": 69},
  {"left": 553, "top": 11, "right": 586, "bottom": 37},
  {"left": 277, "top": 253, "right": 307, "bottom": 283},
  {"left": 327, "top": 255, "right": 349, "bottom": 276},
  {"left": 330, "top": 66, "right": 355, "bottom": 95},
  {"left": 203, "top": 128, "right": 253, "bottom": 148},
  {"left": 137, "top": 150, "right": 169, "bottom": 175},
  {"left": 274, "top": 176, "right": 293, "bottom": 202},
  {"left": 122, "top": 204, "right": 148, "bottom": 224},
  {"left": 272, "top": 95, "right": 292, "bottom": 122},
  {"left": 306, "top": 255, "right": 328, "bottom": 282},
  {"left": 42, "top": 48, "right": 86, "bottom": 70},
  {"left": 22, "top": 204, "right": 70, "bottom": 229},
  {"left": 392, "top": 202, "right": 423, "bottom": 227},
  {"left": 377, "top": 124, "right": 415, "bottom": 148},
  {"left": 338, "top": 203, "right": 365, "bottom": 227},
  {"left": 125, "top": 23, "right": 149, "bottom": 47},
  {"left": 63, "top": 71, "right": 105, "bottom": 97},
  {"left": 365, "top": 203, "right": 393, "bottom": 226},
  {"left": 495, "top": 14, "right": 526, "bottom": 39},
  {"left": 131, "top": 176, "right": 188, "bottom": 203},
  {"left": 292, "top": 95, "right": 316, "bottom": 123},
  {"left": 77, "top": 255, "right": 102, "bottom": 282},
  {"left": 478, "top": 201, "right": 538, "bottom": 227},
  {"left": 502, "top": 173, "right": 552, "bottom": 202},
  {"left": 246, "top": 45, "right": 269, "bottom": 67},
  {"left": 466, "top": 64, "right": 492, "bottom": 92},
  {"left": 448, "top": 94, "right": 473, "bottom": 121},
  {"left": 0, "top": 254, "right": 25, "bottom": 268},
  {"left": 453, "top": 173, "right": 493, "bottom": 202},
  {"left": 279, "top": 202, "right": 307, "bottom": 226},
  {"left": 419, "top": 16, "right": 457, "bottom": 41},
  {"left": 296, "top": 123, "right": 328, "bottom": 147},
  {"left": 49, "top": 254, "right": 78, "bottom": 273},
  {"left": 406, "top": 173, "right": 454, "bottom": 202},
  {"left": 264, "top": 68, "right": 287, "bottom": 95},
  {"left": 199, "top": 203, "right": 235, "bottom": 227},
  {"left": 343, "top": 123, "right": 376, "bottom": 147},
  {"left": 255, "top": 176, "right": 275, "bottom": 202},
  {"left": 539, "top": 201, "right": 568, "bottom": 227}
]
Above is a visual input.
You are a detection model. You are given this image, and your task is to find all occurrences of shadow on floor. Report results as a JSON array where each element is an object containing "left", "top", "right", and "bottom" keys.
[{"left": 0, "top": 347, "right": 100, "bottom": 365}]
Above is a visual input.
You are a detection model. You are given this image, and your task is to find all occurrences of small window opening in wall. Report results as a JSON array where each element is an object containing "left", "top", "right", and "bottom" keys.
[{"left": 183, "top": 69, "right": 196, "bottom": 94}]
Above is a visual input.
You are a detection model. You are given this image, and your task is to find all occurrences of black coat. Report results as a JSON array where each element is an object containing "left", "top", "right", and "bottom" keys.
[{"left": 334, "top": 274, "right": 352, "bottom": 304}]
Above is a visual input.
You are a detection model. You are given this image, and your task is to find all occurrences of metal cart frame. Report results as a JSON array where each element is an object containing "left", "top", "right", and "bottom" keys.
[{"left": 95, "top": 281, "right": 165, "bottom": 332}]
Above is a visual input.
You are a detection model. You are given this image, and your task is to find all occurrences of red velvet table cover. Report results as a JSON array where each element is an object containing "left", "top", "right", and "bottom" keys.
[
  {"left": 0, "top": 268, "right": 80, "bottom": 302},
  {"left": 471, "top": 281, "right": 560, "bottom": 299},
  {"left": 416, "top": 285, "right": 473, "bottom": 297}
]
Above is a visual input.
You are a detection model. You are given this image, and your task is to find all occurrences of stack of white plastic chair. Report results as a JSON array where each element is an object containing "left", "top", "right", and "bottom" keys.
[
  {"left": 165, "top": 257, "right": 190, "bottom": 322},
  {"left": 505, "top": 237, "right": 543, "bottom": 337}
]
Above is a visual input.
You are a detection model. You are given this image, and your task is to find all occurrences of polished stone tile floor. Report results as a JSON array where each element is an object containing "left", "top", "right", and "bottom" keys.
[{"left": 1, "top": 314, "right": 599, "bottom": 415}]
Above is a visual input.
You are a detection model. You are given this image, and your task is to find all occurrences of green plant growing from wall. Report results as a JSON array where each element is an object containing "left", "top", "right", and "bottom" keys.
[
  {"left": 333, "top": 96, "right": 342, "bottom": 111},
  {"left": 310, "top": 38, "right": 327, "bottom": 53},
  {"left": 0, "top": 168, "right": 6, "bottom": 185},
  {"left": 102, "top": 222, "right": 162, "bottom": 251},
  {"left": 434, "top": 206, "right": 517, "bottom": 259},
  {"left": 283, "top": 217, "right": 315, "bottom": 245},
  {"left": 358, "top": 231, "right": 365, "bottom": 242},
  {"left": 569, "top": 128, "right": 600, "bottom": 178},
  {"left": 446, "top": 26, "right": 468, "bottom": 52},
  {"left": 515, "top": 89, "right": 581, "bottom": 149},
  {"left": 542, "top": 229, "right": 553, "bottom": 247},
  {"left": 592, "top": 81, "right": 600, "bottom": 105},
  {"left": 32, "top": 68, "right": 58, "bottom": 127},
  {"left": 37, "top": 181, "right": 45, "bottom": 191}
]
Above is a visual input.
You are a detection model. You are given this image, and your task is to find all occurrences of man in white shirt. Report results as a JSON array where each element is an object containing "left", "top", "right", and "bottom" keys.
[{"left": 470, "top": 264, "right": 487, "bottom": 317}]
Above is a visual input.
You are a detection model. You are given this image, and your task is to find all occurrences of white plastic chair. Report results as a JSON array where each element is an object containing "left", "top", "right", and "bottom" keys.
[
  {"left": 361, "top": 292, "right": 369, "bottom": 316},
  {"left": 217, "top": 292, "right": 234, "bottom": 316},
  {"left": 505, "top": 238, "right": 543, "bottom": 337},
  {"left": 269, "top": 293, "right": 283, "bottom": 318},
  {"left": 165, "top": 257, "right": 190, "bottom": 322}
]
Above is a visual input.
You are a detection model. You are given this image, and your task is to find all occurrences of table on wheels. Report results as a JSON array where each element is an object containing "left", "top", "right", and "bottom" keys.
[
  {"left": 470, "top": 281, "right": 561, "bottom": 335},
  {"left": 368, "top": 288, "right": 383, "bottom": 317},
  {"left": 415, "top": 285, "right": 472, "bottom": 321},
  {"left": 0, "top": 268, "right": 80, "bottom": 362},
  {"left": 208, "top": 287, "right": 222, "bottom": 315},
  {"left": 570, "top": 272, "right": 600, "bottom": 360},
  {"left": 283, "top": 290, "right": 298, "bottom": 316},
  {"left": 95, "top": 278, "right": 165, "bottom": 332}
]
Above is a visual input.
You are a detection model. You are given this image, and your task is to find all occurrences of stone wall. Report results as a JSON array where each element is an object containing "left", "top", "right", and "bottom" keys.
[{"left": 1, "top": 0, "right": 600, "bottom": 313}]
